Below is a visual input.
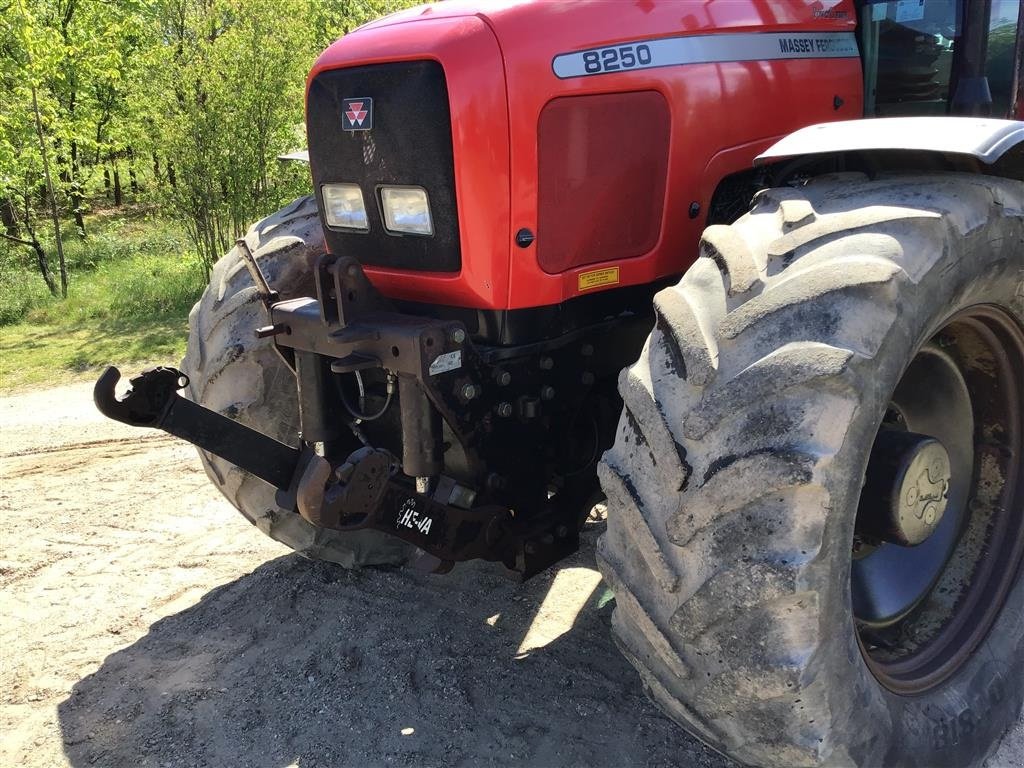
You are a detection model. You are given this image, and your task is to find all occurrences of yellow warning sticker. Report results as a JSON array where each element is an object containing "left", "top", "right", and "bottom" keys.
[{"left": 578, "top": 266, "right": 620, "bottom": 292}]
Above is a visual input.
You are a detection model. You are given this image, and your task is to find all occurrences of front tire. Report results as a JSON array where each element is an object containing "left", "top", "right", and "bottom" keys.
[
  {"left": 598, "top": 173, "right": 1024, "bottom": 766},
  {"left": 181, "top": 196, "right": 413, "bottom": 568}
]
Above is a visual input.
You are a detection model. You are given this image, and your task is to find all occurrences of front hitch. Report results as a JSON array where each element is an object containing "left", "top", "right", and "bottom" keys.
[
  {"left": 93, "top": 365, "right": 303, "bottom": 489},
  {"left": 91, "top": 365, "right": 559, "bottom": 576},
  {"left": 94, "top": 365, "right": 185, "bottom": 427},
  {"left": 91, "top": 249, "right": 585, "bottom": 578}
]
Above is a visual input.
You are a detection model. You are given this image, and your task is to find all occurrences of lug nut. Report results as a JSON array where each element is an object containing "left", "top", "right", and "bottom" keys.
[
  {"left": 581, "top": 344, "right": 594, "bottom": 357},
  {"left": 520, "top": 397, "right": 541, "bottom": 419},
  {"left": 496, "top": 402, "right": 513, "bottom": 417},
  {"left": 461, "top": 383, "right": 480, "bottom": 400},
  {"left": 450, "top": 327, "right": 466, "bottom": 344},
  {"left": 539, "top": 356, "right": 554, "bottom": 370},
  {"left": 541, "top": 385, "right": 555, "bottom": 401},
  {"left": 581, "top": 371, "right": 595, "bottom": 386},
  {"left": 494, "top": 369, "right": 511, "bottom": 386}
]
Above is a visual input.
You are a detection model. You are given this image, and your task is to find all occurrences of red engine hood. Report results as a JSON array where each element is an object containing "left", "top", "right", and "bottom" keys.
[{"left": 309, "top": 0, "right": 861, "bottom": 311}]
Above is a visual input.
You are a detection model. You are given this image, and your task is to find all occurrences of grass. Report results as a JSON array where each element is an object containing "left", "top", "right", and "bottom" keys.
[
  {"left": 0, "top": 207, "right": 206, "bottom": 393},
  {"left": 0, "top": 318, "right": 191, "bottom": 391}
]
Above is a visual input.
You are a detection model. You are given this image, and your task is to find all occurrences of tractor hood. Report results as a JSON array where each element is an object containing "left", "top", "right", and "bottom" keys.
[{"left": 307, "top": 0, "right": 860, "bottom": 312}]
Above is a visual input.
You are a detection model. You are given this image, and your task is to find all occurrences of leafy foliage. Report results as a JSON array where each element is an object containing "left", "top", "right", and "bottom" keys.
[{"left": 0, "top": 0, "right": 419, "bottom": 290}]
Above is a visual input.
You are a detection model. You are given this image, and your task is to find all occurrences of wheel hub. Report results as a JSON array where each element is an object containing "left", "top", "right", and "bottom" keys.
[
  {"left": 857, "top": 431, "right": 951, "bottom": 547},
  {"left": 852, "top": 305, "right": 1024, "bottom": 693}
]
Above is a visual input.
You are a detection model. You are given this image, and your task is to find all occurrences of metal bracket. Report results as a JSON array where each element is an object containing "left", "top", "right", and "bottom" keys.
[{"left": 236, "top": 238, "right": 279, "bottom": 309}]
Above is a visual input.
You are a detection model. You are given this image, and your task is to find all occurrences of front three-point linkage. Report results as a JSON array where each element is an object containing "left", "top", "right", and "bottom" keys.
[{"left": 92, "top": 365, "right": 525, "bottom": 574}]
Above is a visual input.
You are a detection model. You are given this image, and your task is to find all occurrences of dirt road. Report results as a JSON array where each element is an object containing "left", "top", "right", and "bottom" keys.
[{"left": 1, "top": 382, "right": 1021, "bottom": 768}]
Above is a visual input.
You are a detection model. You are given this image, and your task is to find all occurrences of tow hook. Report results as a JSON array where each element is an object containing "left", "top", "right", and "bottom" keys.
[{"left": 94, "top": 365, "right": 303, "bottom": 489}]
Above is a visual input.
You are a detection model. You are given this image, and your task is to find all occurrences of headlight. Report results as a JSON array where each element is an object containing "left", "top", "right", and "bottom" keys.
[
  {"left": 380, "top": 186, "right": 433, "bottom": 236},
  {"left": 321, "top": 183, "right": 368, "bottom": 231}
]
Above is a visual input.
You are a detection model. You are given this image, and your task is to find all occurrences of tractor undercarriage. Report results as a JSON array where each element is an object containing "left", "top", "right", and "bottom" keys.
[{"left": 94, "top": 250, "right": 652, "bottom": 578}]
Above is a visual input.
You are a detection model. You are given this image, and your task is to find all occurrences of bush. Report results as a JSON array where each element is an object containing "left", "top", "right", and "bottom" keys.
[
  {"left": 0, "top": 215, "right": 203, "bottom": 326},
  {"left": 0, "top": 263, "right": 51, "bottom": 325}
]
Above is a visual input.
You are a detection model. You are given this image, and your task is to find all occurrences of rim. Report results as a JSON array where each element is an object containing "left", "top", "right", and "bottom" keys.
[{"left": 851, "top": 305, "right": 1024, "bottom": 694}]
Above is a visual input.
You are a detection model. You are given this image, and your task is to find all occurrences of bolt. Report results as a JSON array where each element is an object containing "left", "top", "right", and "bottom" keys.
[
  {"left": 494, "top": 370, "right": 511, "bottom": 386},
  {"left": 524, "top": 542, "right": 538, "bottom": 555},
  {"left": 486, "top": 473, "right": 507, "bottom": 491},
  {"left": 450, "top": 327, "right": 466, "bottom": 345},
  {"left": 580, "top": 344, "right": 594, "bottom": 357},
  {"left": 581, "top": 371, "right": 595, "bottom": 386},
  {"left": 515, "top": 228, "right": 535, "bottom": 248},
  {"left": 541, "top": 385, "right": 555, "bottom": 401},
  {"left": 555, "top": 525, "right": 568, "bottom": 539},
  {"left": 461, "top": 383, "right": 479, "bottom": 400},
  {"left": 496, "top": 402, "right": 512, "bottom": 418},
  {"left": 347, "top": 264, "right": 359, "bottom": 277},
  {"left": 539, "top": 356, "right": 554, "bottom": 370}
]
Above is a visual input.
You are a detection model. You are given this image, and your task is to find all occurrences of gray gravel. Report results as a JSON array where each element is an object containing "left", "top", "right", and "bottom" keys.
[{"left": 1, "top": 382, "right": 1020, "bottom": 768}]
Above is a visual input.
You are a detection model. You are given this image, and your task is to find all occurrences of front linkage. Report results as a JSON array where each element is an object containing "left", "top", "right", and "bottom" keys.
[{"left": 95, "top": 249, "right": 643, "bottom": 577}]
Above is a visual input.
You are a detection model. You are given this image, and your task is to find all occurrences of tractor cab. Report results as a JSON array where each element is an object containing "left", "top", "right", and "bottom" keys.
[{"left": 857, "top": 0, "right": 1020, "bottom": 118}]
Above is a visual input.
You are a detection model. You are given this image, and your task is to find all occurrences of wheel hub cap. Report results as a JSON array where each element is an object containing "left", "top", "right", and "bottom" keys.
[{"left": 858, "top": 431, "right": 951, "bottom": 547}]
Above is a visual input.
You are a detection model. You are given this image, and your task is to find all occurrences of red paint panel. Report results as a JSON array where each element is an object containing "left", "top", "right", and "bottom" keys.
[
  {"left": 308, "top": 16, "right": 511, "bottom": 309},
  {"left": 310, "top": 0, "right": 863, "bottom": 311},
  {"left": 537, "top": 92, "right": 670, "bottom": 275}
]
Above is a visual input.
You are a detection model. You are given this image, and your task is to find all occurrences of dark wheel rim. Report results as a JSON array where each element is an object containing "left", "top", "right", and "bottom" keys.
[{"left": 851, "top": 305, "right": 1024, "bottom": 694}]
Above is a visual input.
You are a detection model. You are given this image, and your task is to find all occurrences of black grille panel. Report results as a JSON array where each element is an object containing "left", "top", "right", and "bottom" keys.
[{"left": 307, "top": 60, "right": 460, "bottom": 272}]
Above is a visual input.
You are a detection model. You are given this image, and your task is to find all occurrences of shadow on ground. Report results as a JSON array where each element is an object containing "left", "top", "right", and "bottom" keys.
[{"left": 57, "top": 527, "right": 730, "bottom": 768}]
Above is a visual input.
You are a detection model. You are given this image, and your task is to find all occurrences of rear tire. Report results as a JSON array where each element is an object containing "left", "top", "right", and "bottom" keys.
[
  {"left": 181, "top": 196, "right": 412, "bottom": 568},
  {"left": 598, "top": 173, "right": 1024, "bottom": 766}
]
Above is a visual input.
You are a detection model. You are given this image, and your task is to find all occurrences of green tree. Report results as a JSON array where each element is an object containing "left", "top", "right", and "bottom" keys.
[
  {"left": 1, "top": 0, "right": 420, "bottom": 297},
  {"left": 142, "top": 0, "right": 312, "bottom": 274},
  {"left": 0, "top": 1, "right": 66, "bottom": 296}
]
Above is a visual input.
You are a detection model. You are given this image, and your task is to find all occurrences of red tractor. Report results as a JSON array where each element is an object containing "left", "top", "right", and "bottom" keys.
[{"left": 96, "top": 1, "right": 1024, "bottom": 765}]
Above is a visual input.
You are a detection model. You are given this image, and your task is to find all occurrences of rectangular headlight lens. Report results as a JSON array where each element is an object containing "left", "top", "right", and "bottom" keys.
[
  {"left": 321, "top": 183, "right": 368, "bottom": 231},
  {"left": 380, "top": 186, "right": 433, "bottom": 236}
]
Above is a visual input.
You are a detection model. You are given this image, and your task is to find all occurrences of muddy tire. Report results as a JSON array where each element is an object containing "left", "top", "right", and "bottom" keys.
[
  {"left": 598, "top": 173, "right": 1024, "bottom": 766},
  {"left": 181, "top": 196, "right": 412, "bottom": 568}
]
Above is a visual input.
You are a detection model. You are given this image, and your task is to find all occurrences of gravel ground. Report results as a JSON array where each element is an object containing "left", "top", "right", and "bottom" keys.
[{"left": 0, "top": 381, "right": 1021, "bottom": 767}]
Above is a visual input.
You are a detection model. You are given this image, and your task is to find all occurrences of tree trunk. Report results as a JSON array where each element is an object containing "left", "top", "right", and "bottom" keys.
[
  {"left": 0, "top": 193, "right": 58, "bottom": 295},
  {"left": 128, "top": 147, "right": 139, "bottom": 194},
  {"left": 152, "top": 153, "right": 162, "bottom": 183},
  {"left": 104, "top": 167, "right": 111, "bottom": 199},
  {"left": 31, "top": 84, "right": 68, "bottom": 299},
  {"left": 113, "top": 167, "right": 122, "bottom": 207},
  {"left": 0, "top": 197, "right": 18, "bottom": 238},
  {"left": 167, "top": 159, "right": 176, "bottom": 188},
  {"left": 28, "top": 232, "right": 59, "bottom": 296},
  {"left": 72, "top": 193, "right": 85, "bottom": 237}
]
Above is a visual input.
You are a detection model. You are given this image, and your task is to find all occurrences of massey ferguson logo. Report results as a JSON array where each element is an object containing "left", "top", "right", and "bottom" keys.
[{"left": 342, "top": 97, "right": 373, "bottom": 131}]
